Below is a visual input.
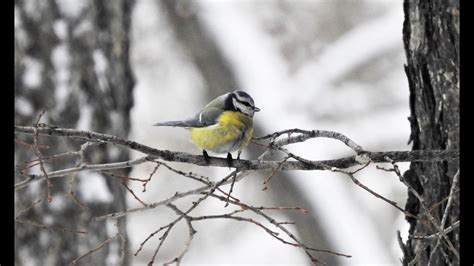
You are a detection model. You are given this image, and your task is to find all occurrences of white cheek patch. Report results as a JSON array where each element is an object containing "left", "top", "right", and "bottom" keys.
[
  {"left": 232, "top": 98, "right": 239, "bottom": 109},
  {"left": 233, "top": 98, "right": 254, "bottom": 116}
]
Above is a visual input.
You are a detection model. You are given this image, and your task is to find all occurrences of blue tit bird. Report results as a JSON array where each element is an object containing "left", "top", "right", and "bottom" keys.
[{"left": 153, "top": 90, "right": 260, "bottom": 167}]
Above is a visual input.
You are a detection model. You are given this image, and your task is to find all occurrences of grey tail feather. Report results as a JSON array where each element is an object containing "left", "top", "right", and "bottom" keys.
[{"left": 153, "top": 120, "right": 189, "bottom": 127}]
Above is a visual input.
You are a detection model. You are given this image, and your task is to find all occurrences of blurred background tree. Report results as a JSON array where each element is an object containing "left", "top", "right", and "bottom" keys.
[{"left": 15, "top": 0, "right": 135, "bottom": 264}]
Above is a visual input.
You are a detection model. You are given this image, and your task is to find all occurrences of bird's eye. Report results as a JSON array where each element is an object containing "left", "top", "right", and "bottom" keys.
[{"left": 241, "top": 101, "right": 252, "bottom": 107}]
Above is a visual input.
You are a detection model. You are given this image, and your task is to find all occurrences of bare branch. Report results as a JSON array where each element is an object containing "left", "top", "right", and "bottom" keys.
[
  {"left": 16, "top": 151, "right": 77, "bottom": 173},
  {"left": 94, "top": 168, "right": 253, "bottom": 221},
  {"left": 208, "top": 193, "right": 352, "bottom": 262},
  {"left": 15, "top": 199, "right": 88, "bottom": 235},
  {"left": 134, "top": 223, "right": 171, "bottom": 257},
  {"left": 31, "top": 111, "right": 53, "bottom": 202},
  {"left": 143, "top": 162, "right": 160, "bottom": 192},
  {"left": 332, "top": 165, "right": 419, "bottom": 219},
  {"left": 427, "top": 170, "right": 460, "bottom": 263},
  {"left": 14, "top": 126, "right": 458, "bottom": 171},
  {"left": 15, "top": 199, "right": 42, "bottom": 218},
  {"left": 411, "top": 220, "right": 460, "bottom": 240},
  {"left": 15, "top": 138, "right": 49, "bottom": 150},
  {"left": 262, "top": 155, "right": 290, "bottom": 191},
  {"left": 15, "top": 156, "right": 154, "bottom": 190},
  {"left": 223, "top": 171, "right": 237, "bottom": 207},
  {"left": 67, "top": 172, "right": 89, "bottom": 211},
  {"left": 440, "top": 170, "right": 459, "bottom": 229},
  {"left": 256, "top": 128, "right": 364, "bottom": 154},
  {"left": 15, "top": 218, "right": 88, "bottom": 235},
  {"left": 136, "top": 170, "right": 240, "bottom": 264},
  {"left": 164, "top": 204, "right": 196, "bottom": 265},
  {"left": 14, "top": 124, "right": 460, "bottom": 264},
  {"left": 69, "top": 234, "right": 118, "bottom": 266},
  {"left": 384, "top": 157, "right": 460, "bottom": 261}
]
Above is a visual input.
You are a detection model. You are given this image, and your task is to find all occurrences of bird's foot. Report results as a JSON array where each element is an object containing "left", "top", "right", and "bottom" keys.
[
  {"left": 227, "top": 153, "right": 233, "bottom": 169},
  {"left": 203, "top": 150, "right": 210, "bottom": 165}
]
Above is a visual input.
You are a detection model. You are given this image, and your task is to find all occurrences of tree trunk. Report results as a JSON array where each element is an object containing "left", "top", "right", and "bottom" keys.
[
  {"left": 14, "top": 0, "right": 135, "bottom": 265},
  {"left": 400, "top": 0, "right": 459, "bottom": 265}
]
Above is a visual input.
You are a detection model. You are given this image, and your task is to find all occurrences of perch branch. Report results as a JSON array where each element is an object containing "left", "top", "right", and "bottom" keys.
[{"left": 14, "top": 126, "right": 458, "bottom": 171}]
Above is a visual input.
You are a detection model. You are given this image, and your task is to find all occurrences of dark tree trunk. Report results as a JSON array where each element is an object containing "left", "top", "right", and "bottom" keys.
[
  {"left": 14, "top": 0, "right": 135, "bottom": 265},
  {"left": 400, "top": 0, "right": 459, "bottom": 265},
  {"left": 158, "top": 1, "right": 338, "bottom": 264}
]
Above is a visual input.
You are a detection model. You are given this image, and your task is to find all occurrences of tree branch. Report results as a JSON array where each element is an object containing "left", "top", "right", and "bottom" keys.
[
  {"left": 14, "top": 124, "right": 460, "bottom": 264},
  {"left": 14, "top": 125, "right": 458, "bottom": 171}
]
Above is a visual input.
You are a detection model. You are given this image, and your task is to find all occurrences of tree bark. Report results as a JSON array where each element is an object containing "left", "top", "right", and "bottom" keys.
[
  {"left": 400, "top": 0, "right": 459, "bottom": 265},
  {"left": 14, "top": 0, "right": 135, "bottom": 265}
]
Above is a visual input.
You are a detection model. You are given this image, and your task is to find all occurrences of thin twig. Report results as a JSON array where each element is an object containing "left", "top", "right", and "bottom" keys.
[
  {"left": 32, "top": 111, "right": 53, "bottom": 202},
  {"left": 15, "top": 138, "right": 49, "bottom": 150},
  {"left": 164, "top": 204, "right": 197, "bottom": 265},
  {"left": 69, "top": 234, "right": 119, "bottom": 266},
  {"left": 16, "top": 151, "right": 78, "bottom": 173},
  {"left": 134, "top": 224, "right": 172, "bottom": 256},
  {"left": 95, "top": 169, "right": 250, "bottom": 221},
  {"left": 384, "top": 157, "right": 460, "bottom": 261},
  {"left": 256, "top": 128, "right": 364, "bottom": 154},
  {"left": 137, "top": 170, "right": 240, "bottom": 264},
  {"left": 427, "top": 170, "right": 460, "bottom": 263},
  {"left": 143, "top": 162, "right": 160, "bottom": 192},
  {"left": 147, "top": 226, "right": 173, "bottom": 266},
  {"left": 332, "top": 166, "right": 418, "bottom": 219},
  {"left": 224, "top": 170, "right": 238, "bottom": 207},
  {"left": 440, "top": 170, "right": 459, "bottom": 229},
  {"left": 67, "top": 172, "right": 88, "bottom": 210},
  {"left": 15, "top": 156, "right": 155, "bottom": 190},
  {"left": 15, "top": 199, "right": 42, "bottom": 218},
  {"left": 154, "top": 160, "right": 241, "bottom": 203},
  {"left": 156, "top": 160, "right": 212, "bottom": 185},
  {"left": 252, "top": 206, "right": 309, "bottom": 214},
  {"left": 116, "top": 220, "right": 127, "bottom": 266},
  {"left": 411, "top": 220, "right": 460, "bottom": 240},
  {"left": 15, "top": 218, "right": 88, "bottom": 235},
  {"left": 262, "top": 156, "right": 290, "bottom": 191},
  {"left": 208, "top": 193, "right": 351, "bottom": 261},
  {"left": 103, "top": 171, "right": 148, "bottom": 207}
]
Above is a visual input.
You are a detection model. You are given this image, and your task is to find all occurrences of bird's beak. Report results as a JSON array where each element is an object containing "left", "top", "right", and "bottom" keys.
[{"left": 253, "top": 106, "right": 261, "bottom": 112}]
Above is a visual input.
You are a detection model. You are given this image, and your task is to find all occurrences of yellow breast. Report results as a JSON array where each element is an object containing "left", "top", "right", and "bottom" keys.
[{"left": 190, "top": 111, "right": 253, "bottom": 153}]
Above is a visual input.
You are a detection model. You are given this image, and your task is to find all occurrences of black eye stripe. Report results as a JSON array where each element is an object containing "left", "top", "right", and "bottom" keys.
[{"left": 237, "top": 100, "right": 252, "bottom": 107}]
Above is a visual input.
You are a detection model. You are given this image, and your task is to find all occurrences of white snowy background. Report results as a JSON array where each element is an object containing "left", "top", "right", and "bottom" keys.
[
  {"left": 127, "top": 0, "right": 411, "bottom": 265},
  {"left": 13, "top": 0, "right": 416, "bottom": 264}
]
